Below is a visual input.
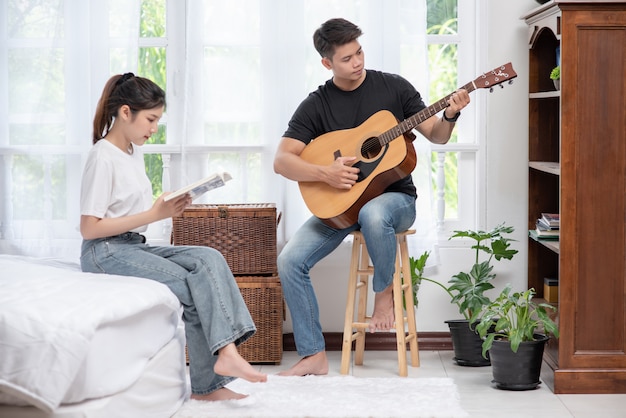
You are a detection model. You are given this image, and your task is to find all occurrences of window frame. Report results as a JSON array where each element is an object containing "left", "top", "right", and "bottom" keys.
[{"left": 0, "top": 0, "right": 484, "bottom": 252}]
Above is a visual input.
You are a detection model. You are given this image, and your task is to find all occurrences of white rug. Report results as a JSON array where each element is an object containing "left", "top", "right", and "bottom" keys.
[{"left": 173, "top": 375, "right": 468, "bottom": 418}]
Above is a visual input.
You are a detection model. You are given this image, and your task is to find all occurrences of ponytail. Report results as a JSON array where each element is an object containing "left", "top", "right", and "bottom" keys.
[{"left": 92, "top": 73, "right": 166, "bottom": 144}]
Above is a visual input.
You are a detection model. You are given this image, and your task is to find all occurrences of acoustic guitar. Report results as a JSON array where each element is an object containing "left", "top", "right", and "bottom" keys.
[{"left": 298, "top": 62, "right": 517, "bottom": 229}]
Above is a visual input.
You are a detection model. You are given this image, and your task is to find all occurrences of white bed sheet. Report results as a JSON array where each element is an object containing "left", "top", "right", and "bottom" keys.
[
  {"left": 0, "top": 255, "right": 188, "bottom": 414},
  {"left": 0, "top": 327, "right": 188, "bottom": 418}
]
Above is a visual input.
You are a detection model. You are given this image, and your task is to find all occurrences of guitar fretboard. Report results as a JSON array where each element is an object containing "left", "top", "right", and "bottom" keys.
[{"left": 378, "top": 81, "right": 477, "bottom": 146}]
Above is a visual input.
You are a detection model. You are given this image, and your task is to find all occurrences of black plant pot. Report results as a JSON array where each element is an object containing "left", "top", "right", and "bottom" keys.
[
  {"left": 445, "top": 319, "right": 491, "bottom": 367},
  {"left": 489, "top": 334, "right": 549, "bottom": 390}
]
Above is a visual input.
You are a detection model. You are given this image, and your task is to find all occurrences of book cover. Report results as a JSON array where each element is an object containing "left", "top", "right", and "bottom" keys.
[
  {"left": 164, "top": 172, "right": 232, "bottom": 202},
  {"left": 540, "top": 213, "right": 560, "bottom": 228},
  {"left": 533, "top": 226, "right": 560, "bottom": 239},
  {"left": 537, "top": 218, "right": 558, "bottom": 231}
]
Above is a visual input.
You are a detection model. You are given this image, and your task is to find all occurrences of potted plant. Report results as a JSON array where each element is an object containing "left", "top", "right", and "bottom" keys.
[
  {"left": 550, "top": 65, "right": 560, "bottom": 90},
  {"left": 473, "top": 285, "right": 559, "bottom": 390},
  {"left": 410, "top": 223, "right": 518, "bottom": 366}
]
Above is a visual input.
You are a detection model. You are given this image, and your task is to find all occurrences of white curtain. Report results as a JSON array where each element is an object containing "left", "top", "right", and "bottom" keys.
[
  {"left": 0, "top": 0, "right": 140, "bottom": 258},
  {"left": 0, "top": 0, "right": 432, "bottom": 260}
]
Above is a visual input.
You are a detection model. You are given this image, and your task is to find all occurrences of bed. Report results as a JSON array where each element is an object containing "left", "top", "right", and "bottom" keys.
[{"left": 0, "top": 255, "right": 189, "bottom": 418}]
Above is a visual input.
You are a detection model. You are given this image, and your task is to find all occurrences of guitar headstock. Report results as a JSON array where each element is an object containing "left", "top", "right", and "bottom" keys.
[{"left": 473, "top": 62, "right": 517, "bottom": 91}]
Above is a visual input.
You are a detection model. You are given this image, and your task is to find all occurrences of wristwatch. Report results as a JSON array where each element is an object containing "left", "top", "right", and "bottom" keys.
[{"left": 443, "top": 110, "right": 461, "bottom": 123}]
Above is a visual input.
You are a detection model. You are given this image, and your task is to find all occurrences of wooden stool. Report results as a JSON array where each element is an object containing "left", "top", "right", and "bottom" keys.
[{"left": 340, "top": 230, "right": 419, "bottom": 377}]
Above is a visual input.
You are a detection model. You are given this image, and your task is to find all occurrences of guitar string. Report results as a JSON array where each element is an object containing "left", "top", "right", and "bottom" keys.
[
  {"left": 361, "top": 68, "right": 513, "bottom": 154},
  {"left": 363, "top": 87, "right": 465, "bottom": 154}
]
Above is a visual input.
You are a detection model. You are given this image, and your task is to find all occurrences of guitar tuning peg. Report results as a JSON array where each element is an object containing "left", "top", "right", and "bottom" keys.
[
  {"left": 489, "top": 87, "right": 494, "bottom": 93},
  {"left": 508, "top": 80, "right": 514, "bottom": 85},
  {"left": 499, "top": 84, "right": 504, "bottom": 89}
]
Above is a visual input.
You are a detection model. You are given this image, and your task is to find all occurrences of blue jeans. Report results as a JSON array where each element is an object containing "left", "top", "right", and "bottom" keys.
[
  {"left": 80, "top": 232, "right": 256, "bottom": 395},
  {"left": 277, "top": 192, "right": 416, "bottom": 356}
]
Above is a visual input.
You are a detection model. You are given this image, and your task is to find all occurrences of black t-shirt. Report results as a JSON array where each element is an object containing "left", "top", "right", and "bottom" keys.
[{"left": 283, "top": 69, "right": 425, "bottom": 197}]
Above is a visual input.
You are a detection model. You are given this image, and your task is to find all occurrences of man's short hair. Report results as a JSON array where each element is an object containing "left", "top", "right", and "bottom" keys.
[{"left": 313, "top": 18, "right": 363, "bottom": 59}]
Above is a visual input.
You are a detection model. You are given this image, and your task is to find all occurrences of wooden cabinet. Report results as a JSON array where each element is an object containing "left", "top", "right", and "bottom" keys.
[{"left": 524, "top": 0, "right": 626, "bottom": 394}]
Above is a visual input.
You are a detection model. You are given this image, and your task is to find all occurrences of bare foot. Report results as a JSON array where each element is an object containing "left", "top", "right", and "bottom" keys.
[
  {"left": 368, "top": 284, "right": 395, "bottom": 333},
  {"left": 214, "top": 343, "right": 268, "bottom": 383},
  {"left": 191, "top": 387, "right": 247, "bottom": 401},
  {"left": 277, "top": 351, "right": 328, "bottom": 376}
]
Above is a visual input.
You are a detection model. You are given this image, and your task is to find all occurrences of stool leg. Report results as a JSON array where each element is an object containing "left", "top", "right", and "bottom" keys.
[
  {"left": 400, "top": 235, "right": 420, "bottom": 368},
  {"left": 354, "top": 241, "right": 370, "bottom": 366},
  {"left": 341, "top": 234, "right": 363, "bottom": 375},
  {"left": 393, "top": 240, "right": 409, "bottom": 377}
]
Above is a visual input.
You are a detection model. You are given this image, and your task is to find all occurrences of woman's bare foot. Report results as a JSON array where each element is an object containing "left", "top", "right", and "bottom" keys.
[
  {"left": 368, "top": 284, "right": 395, "bottom": 333},
  {"left": 214, "top": 343, "right": 268, "bottom": 383},
  {"left": 191, "top": 387, "right": 247, "bottom": 401},
  {"left": 277, "top": 351, "right": 328, "bottom": 376}
]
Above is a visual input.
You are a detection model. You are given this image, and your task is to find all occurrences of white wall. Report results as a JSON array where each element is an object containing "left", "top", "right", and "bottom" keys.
[{"left": 283, "top": 0, "right": 537, "bottom": 334}]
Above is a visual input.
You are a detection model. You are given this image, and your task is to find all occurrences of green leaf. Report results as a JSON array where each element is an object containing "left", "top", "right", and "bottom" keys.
[
  {"left": 407, "top": 252, "right": 433, "bottom": 310},
  {"left": 482, "top": 333, "right": 495, "bottom": 358},
  {"left": 491, "top": 238, "right": 519, "bottom": 261}
]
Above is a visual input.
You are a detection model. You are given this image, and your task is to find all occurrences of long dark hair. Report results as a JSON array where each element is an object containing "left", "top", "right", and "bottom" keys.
[
  {"left": 313, "top": 18, "right": 363, "bottom": 59},
  {"left": 92, "top": 73, "right": 166, "bottom": 144}
]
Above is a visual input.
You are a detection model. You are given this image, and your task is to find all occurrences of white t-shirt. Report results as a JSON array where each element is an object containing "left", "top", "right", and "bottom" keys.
[{"left": 80, "top": 139, "right": 153, "bottom": 233}]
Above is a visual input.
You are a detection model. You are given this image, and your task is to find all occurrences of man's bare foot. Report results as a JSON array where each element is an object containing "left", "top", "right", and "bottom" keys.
[
  {"left": 368, "top": 284, "right": 395, "bottom": 333},
  {"left": 214, "top": 343, "right": 268, "bottom": 383},
  {"left": 277, "top": 351, "right": 328, "bottom": 376},
  {"left": 191, "top": 387, "right": 247, "bottom": 401}
]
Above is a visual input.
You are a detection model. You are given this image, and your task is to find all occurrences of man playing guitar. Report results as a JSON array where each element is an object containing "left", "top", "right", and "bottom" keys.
[{"left": 273, "top": 17, "right": 470, "bottom": 377}]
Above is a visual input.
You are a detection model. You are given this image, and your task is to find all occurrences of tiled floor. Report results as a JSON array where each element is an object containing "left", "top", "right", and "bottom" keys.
[{"left": 257, "top": 350, "right": 626, "bottom": 418}]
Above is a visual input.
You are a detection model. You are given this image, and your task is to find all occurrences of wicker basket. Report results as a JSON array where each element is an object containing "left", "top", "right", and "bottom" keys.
[
  {"left": 172, "top": 203, "right": 278, "bottom": 276},
  {"left": 185, "top": 275, "right": 283, "bottom": 364},
  {"left": 236, "top": 275, "right": 283, "bottom": 363},
  {"left": 174, "top": 203, "right": 283, "bottom": 364}
]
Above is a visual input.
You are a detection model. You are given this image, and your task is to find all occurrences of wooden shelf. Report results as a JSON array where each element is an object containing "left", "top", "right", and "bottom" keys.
[
  {"left": 524, "top": 1, "right": 626, "bottom": 394},
  {"left": 528, "top": 231, "right": 560, "bottom": 254},
  {"left": 530, "top": 91, "right": 560, "bottom": 99},
  {"left": 529, "top": 161, "right": 560, "bottom": 175}
]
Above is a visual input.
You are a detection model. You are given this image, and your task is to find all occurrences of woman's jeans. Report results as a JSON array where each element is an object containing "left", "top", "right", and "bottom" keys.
[
  {"left": 277, "top": 192, "right": 416, "bottom": 357},
  {"left": 80, "top": 233, "right": 255, "bottom": 395}
]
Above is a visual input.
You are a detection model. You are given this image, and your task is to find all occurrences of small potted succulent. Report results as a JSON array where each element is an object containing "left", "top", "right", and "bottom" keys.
[{"left": 550, "top": 65, "right": 560, "bottom": 90}]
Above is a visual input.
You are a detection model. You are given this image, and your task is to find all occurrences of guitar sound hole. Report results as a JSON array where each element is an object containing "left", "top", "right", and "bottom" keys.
[{"left": 362, "top": 137, "right": 383, "bottom": 159}]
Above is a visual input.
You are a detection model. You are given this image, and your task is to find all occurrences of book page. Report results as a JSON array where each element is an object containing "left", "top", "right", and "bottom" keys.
[{"left": 164, "top": 172, "right": 232, "bottom": 202}]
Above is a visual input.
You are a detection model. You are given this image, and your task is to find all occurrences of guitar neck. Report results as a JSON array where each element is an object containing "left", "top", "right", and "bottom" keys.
[{"left": 380, "top": 80, "right": 476, "bottom": 144}]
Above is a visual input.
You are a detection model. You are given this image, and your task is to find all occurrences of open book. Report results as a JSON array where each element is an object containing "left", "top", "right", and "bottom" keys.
[{"left": 164, "top": 172, "right": 232, "bottom": 202}]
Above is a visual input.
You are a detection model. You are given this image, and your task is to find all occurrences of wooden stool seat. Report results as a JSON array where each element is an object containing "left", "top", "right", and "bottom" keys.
[{"left": 340, "top": 229, "right": 419, "bottom": 377}]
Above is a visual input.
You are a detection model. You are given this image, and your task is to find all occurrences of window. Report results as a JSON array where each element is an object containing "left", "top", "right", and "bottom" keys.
[
  {"left": 0, "top": 0, "right": 479, "bottom": 257},
  {"left": 426, "top": 0, "right": 479, "bottom": 232}
]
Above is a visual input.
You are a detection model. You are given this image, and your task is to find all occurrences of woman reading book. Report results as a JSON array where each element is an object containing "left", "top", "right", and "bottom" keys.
[{"left": 79, "top": 72, "right": 266, "bottom": 401}]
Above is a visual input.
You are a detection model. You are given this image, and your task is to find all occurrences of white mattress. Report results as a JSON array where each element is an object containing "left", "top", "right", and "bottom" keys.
[
  {"left": 0, "top": 255, "right": 189, "bottom": 416},
  {"left": 0, "top": 330, "right": 188, "bottom": 418}
]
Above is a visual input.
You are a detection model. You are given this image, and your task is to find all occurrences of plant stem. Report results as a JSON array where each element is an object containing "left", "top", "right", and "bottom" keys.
[{"left": 421, "top": 277, "right": 454, "bottom": 299}]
